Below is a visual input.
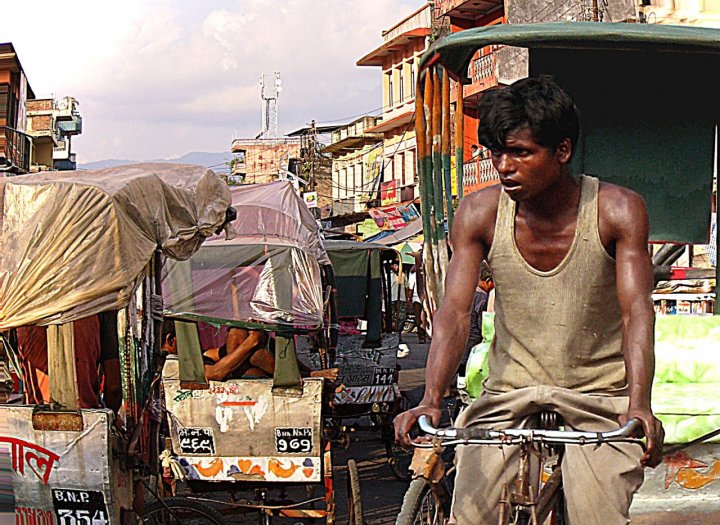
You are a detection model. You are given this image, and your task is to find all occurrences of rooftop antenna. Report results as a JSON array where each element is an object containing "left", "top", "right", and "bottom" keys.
[{"left": 259, "top": 72, "right": 282, "bottom": 139}]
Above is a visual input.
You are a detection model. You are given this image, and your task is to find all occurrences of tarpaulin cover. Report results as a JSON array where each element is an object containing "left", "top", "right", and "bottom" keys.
[
  {"left": 421, "top": 22, "right": 720, "bottom": 243},
  {"left": 653, "top": 316, "right": 720, "bottom": 444},
  {"left": 470, "top": 313, "right": 720, "bottom": 443},
  {"left": 325, "top": 240, "right": 388, "bottom": 318},
  {"left": 0, "top": 163, "right": 231, "bottom": 330},
  {"left": 162, "top": 181, "right": 328, "bottom": 329}
]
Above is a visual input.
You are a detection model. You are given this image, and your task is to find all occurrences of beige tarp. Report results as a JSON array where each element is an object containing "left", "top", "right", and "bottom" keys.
[{"left": 0, "top": 163, "right": 231, "bottom": 329}]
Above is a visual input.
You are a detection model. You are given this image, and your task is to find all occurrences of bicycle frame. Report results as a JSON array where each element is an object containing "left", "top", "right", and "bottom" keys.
[{"left": 410, "top": 416, "right": 643, "bottom": 525}]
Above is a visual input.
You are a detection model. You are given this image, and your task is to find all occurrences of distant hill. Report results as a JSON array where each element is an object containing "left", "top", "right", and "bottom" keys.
[{"left": 79, "top": 151, "right": 233, "bottom": 172}]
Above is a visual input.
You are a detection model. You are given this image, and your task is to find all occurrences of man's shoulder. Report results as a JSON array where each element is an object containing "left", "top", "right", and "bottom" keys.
[
  {"left": 454, "top": 184, "right": 502, "bottom": 245},
  {"left": 597, "top": 180, "right": 648, "bottom": 217},
  {"left": 458, "top": 184, "right": 502, "bottom": 218}
]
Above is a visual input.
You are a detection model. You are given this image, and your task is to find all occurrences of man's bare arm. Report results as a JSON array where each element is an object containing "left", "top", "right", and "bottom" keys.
[
  {"left": 607, "top": 186, "right": 664, "bottom": 467},
  {"left": 100, "top": 358, "right": 123, "bottom": 413},
  {"left": 394, "top": 191, "right": 495, "bottom": 446}
]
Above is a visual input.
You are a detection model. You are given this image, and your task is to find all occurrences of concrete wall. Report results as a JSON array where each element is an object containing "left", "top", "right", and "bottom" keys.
[
  {"left": 506, "top": 0, "right": 635, "bottom": 23},
  {"left": 231, "top": 138, "right": 301, "bottom": 185}
]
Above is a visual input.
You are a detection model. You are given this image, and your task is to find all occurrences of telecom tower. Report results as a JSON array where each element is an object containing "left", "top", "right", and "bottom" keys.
[{"left": 259, "top": 72, "right": 282, "bottom": 139}]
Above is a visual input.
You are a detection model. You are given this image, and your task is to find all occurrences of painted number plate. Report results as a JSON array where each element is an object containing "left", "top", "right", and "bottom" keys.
[
  {"left": 178, "top": 427, "right": 216, "bottom": 455},
  {"left": 52, "top": 489, "right": 109, "bottom": 525},
  {"left": 373, "top": 367, "right": 395, "bottom": 385},
  {"left": 275, "top": 427, "right": 313, "bottom": 453}
]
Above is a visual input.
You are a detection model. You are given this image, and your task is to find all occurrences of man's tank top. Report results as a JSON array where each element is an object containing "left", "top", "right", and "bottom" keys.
[{"left": 486, "top": 175, "right": 627, "bottom": 394}]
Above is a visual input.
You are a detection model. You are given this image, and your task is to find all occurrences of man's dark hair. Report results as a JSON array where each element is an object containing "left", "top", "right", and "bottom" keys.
[
  {"left": 477, "top": 75, "right": 580, "bottom": 155},
  {"left": 161, "top": 318, "right": 176, "bottom": 343}
]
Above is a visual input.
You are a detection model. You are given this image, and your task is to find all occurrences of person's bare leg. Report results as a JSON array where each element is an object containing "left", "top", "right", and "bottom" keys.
[{"left": 249, "top": 348, "right": 275, "bottom": 375}]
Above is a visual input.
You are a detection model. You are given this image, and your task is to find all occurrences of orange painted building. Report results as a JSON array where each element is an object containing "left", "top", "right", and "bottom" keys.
[{"left": 436, "top": 0, "right": 505, "bottom": 196}]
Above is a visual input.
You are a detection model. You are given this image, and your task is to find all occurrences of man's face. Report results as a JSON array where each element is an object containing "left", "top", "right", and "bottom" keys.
[
  {"left": 391, "top": 263, "right": 399, "bottom": 274},
  {"left": 489, "top": 126, "right": 571, "bottom": 202}
]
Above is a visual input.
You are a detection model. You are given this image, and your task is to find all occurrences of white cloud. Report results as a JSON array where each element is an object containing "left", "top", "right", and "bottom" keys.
[{"left": 4, "top": 0, "right": 421, "bottom": 162}]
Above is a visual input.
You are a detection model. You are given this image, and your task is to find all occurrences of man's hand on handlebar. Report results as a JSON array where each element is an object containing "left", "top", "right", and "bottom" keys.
[
  {"left": 394, "top": 403, "right": 442, "bottom": 448},
  {"left": 619, "top": 407, "right": 664, "bottom": 468}
]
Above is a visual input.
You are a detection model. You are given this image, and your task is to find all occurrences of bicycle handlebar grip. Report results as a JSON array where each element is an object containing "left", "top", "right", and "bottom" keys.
[{"left": 619, "top": 417, "right": 643, "bottom": 438}]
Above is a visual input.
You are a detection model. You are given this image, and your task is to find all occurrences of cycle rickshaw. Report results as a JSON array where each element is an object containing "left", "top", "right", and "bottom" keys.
[
  {"left": 157, "top": 180, "right": 363, "bottom": 524},
  {"left": 296, "top": 240, "right": 411, "bottom": 480},
  {"left": 0, "top": 163, "right": 232, "bottom": 523},
  {"left": 400, "top": 20, "right": 720, "bottom": 524}
]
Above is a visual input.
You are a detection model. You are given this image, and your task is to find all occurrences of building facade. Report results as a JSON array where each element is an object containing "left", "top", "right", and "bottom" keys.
[
  {"left": 0, "top": 43, "right": 33, "bottom": 174},
  {"left": 638, "top": 0, "right": 720, "bottom": 26},
  {"left": 230, "top": 137, "right": 302, "bottom": 185},
  {"left": 357, "top": 3, "right": 433, "bottom": 205},
  {"left": 326, "top": 116, "right": 383, "bottom": 215},
  {"left": 26, "top": 96, "right": 82, "bottom": 171}
]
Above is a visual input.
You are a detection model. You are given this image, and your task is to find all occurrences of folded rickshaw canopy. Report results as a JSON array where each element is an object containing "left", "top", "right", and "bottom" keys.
[{"left": 0, "top": 163, "right": 231, "bottom": 330}]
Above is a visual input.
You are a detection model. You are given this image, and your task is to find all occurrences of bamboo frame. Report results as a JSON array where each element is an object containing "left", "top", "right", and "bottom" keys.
[
  {"left": 441, "top": 67, "right": 454, "bottom": 234},
  {"left": 455, "top": 80, "right": 464, "bottom": 200}
]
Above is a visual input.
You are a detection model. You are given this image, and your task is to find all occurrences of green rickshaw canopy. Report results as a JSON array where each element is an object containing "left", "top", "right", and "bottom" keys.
[{"left": 421, "top": 22, "right": 720, "bottom": 244}]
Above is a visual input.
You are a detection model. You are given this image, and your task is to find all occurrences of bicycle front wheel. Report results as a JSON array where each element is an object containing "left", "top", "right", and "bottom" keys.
[
  {"left": 143, "top": 496, "right": 225, "bottom": 525},
  {"left": 396, "top": 477, "right": 450, "bottom": 525}
]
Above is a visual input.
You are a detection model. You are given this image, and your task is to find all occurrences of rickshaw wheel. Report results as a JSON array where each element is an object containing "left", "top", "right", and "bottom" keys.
[
  {"left": 387, "top": 441, "right": 413, "bottom": 481},
  {"left": 346, "top": 459, "right": 364, "bottom": 525},
  {"left": 143, "top": 496, "right": 225, "bottom": 524},
  {"left": 385, "top": 394, "right": 413, "bottom": 481}
]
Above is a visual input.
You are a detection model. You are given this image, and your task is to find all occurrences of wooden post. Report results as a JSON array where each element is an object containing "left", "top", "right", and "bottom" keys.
[
  {"left": 455, "top": 80, "right": 464, "bottom": 200},
  {"left": 47, "top": 323, "right": 79, "bottom": 409}
]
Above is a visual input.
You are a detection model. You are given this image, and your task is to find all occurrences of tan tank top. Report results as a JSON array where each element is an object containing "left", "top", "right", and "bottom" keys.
[{"left": 486, "top": 175, "right": 627, "bottom": 394}]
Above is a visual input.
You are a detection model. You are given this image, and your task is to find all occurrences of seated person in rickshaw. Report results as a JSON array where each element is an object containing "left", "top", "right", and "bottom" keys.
[
  {"left": 161, "top": 323, "right": 338, "bottom": 381},
  {"left": 15, "top": 311, "right": 122, "bottom": 413},
  {"left": 203, "top": 328, "right": 274, "bottom": 380}
]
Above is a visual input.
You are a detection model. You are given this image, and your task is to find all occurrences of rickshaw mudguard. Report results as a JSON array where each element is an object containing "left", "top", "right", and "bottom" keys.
[
  {"left": 162, "top": 357, "right": 323, "bottom": 483},
  {"left": 1, "top": 406, "right": 131, "bottom": 523}
]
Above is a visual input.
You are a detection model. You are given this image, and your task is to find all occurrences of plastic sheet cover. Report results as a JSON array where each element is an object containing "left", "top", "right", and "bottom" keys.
[
  {"left": 162, "top": 181, "right": 327, "bottom": 329},
  {"left": 0, "top": 163, "right": 231, "bottom": 330}
]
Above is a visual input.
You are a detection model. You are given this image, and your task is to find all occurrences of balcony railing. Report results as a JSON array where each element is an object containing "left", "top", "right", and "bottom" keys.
[
  {"left": 451, "top": 49, "right": 497, "bottom": 94},
  {"left": 0, "top": 126, "right": 32, "bottom": 174},
  {"left": 471, "top": 52, "right": 496, "bottom": 83},
  {"left": 462, "top": 157, "right": 499, "bottom": 195}
]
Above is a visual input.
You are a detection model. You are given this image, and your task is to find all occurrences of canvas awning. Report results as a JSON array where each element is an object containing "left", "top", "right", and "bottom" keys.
[
  {"left": 0, "top": 163, "right": 231, "bottom": 329},
  {"left": 421, "top": 22, "right": 720, "bottom": 244}
]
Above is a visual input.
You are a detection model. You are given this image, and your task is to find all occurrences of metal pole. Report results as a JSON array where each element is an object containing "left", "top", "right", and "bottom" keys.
[{"left": 592, "top": 0, "right": 599, "bottom": 21}]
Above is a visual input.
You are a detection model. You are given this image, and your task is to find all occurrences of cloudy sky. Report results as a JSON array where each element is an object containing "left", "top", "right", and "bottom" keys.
[{"left": 4, "top": 0, "right": 421, "bottom": 163}]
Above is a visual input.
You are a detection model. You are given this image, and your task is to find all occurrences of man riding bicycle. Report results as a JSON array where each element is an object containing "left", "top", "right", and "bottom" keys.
[{"left": 394, "top": 76, "right": 664, "bottom": 525}]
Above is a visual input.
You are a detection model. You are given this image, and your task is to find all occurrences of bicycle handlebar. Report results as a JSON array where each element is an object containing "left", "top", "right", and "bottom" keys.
[{"left": 414, "top": 416, "right": 644, "bottom": 448}]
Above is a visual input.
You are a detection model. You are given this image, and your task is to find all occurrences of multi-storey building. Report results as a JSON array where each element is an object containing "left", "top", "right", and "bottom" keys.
[
  {"left": 326, "top": 116, "right": 383, "bottom": 215},
  {"left": 26, "top": 96, "right": 82, "bottom": 171},
  {"left": 357, "top": 3, "right": 433, "bottom": 204},
  {"left": 229, "top": 137, "right": 302, "bottom": 185},
  {"left": 0, "top": 43, "right": 34, "bottom": 174}
]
